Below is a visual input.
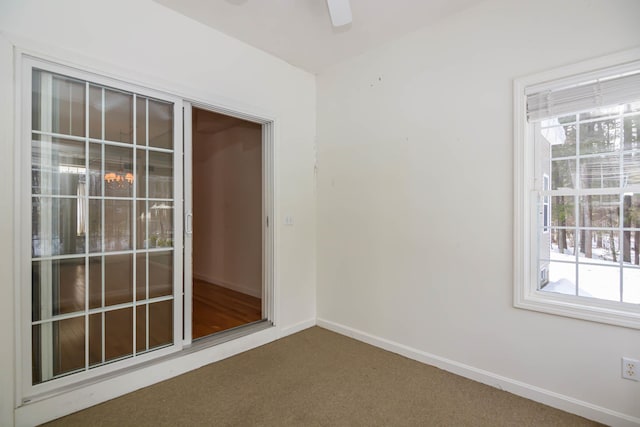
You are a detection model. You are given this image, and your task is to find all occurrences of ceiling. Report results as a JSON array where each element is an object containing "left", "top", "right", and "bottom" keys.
[{"left": 155, "top": 0, "right": 485, "bottom": 73}]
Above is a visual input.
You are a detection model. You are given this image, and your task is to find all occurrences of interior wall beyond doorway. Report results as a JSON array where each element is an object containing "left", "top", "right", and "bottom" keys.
[{"left": 192, "top": 111, "right": 262, "bottom": 298}]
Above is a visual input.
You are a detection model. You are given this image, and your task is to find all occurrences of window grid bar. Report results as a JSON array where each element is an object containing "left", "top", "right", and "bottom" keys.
[
  {"left": 540, "top": 110, "right": 640, "bottom": 129},
  {"left": 84, "top": 81, "right": 90, "bottom": 372},
  {"left": 542, "top": 187, "right": 636, "bottom": 197},
  {"left": 31, "top": 247, "right": 175, "bottom": 262},
  {"left": 551, "top": 147, "right": 640, "bottom": 162},
  {"left": 145, "top": 98, "right": 150, "bottom": 352},
  {"left": 541, "top": 257, "right": 640, "bottom": 268},
  {"left": 31, "top": 130, "right": 174, "bottom": 154},
  {"left": 31, "top": 195, "right": 186, "bottom": 203},
  {"left": 618, "top": 109, "right": 625, "bottom": 302},
  {"left": 546, "top": 226, "right": 640, "bottom": 232},
  {"left": 85, "top": 197, "right": 174, "bottom": 202},
  {"left": 31, "top": 295, "right": 174, "bottom": 326},
  {"left": 101, "top": 87, "right": 106, "bottom": 365},
  {"left": 574, "top": 116, "right": 581, "bottom": 296},
  {"left": 132, "top": 93, "right": 137, "bottom": 357}
]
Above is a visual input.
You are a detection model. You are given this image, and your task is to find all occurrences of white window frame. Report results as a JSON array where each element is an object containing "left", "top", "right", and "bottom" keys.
[
  {"left": 514, "top": 48, "right": 640, "bottom": 330},
  {"left": 16, "top": 54, "right": 185, "bottom": 400},
  {"left": 542, "top": 173, "right": 550, "bottom": 234}
]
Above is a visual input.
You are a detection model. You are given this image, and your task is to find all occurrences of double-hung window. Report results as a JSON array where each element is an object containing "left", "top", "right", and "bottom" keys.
[{"left": 514, "top": 50, "right": 640, "bottom": 328}]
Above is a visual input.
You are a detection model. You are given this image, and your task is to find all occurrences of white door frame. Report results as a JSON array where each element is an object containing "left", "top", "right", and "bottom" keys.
[{"left": 182, "top": 101, "right": 275, "bottom": 346}]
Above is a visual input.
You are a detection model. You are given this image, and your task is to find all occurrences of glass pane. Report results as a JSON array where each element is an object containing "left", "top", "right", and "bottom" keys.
[
  {"left": 137, "top": 201, "right": 147, "bottom": 250},
  {"left": 557, "top": 114, "right": 576, "bottom": 125},
  {"left": 578, "top": 264, "right": 620, "bottom": 301},
  {"left": 148, "top": 100, "right": 172, "bottom": 149},
  {"left": 104, "top": 200, "right": 132, "bottom": 251},
  {"left": 622, "top": 230, "right": 637, "bottom": 265},
  {"left": 585, "top": 195, "right": 619, "bottom": 228},
  {"left": 104, "top": 308, "right": 133, "bottom": 362},
  {"left": 624, "top": 153, "right": 640, "bottom": 187},
  {"left": 88, "top": 143, "right": 102, "bottom": 196},
  {"left": 540, "top": 261, "right": 576, "bottom": 295},
  {"left": 623, "top": 193, "right": 640, "bottom": 228},
  {"left": 89, "top": 313, "right": 102, "bottom": 366},
  {"left": 136, "top": 149, "right": 146, "bottom": 198},
  {"left": 580, "top": 154, "right": 620, "bottom": 189},
  {"left": 149, "top": 251, "right": 173, "bottom": 298},
  {"left": 624, "top": 115, "right": 640, "bottom": 151},
  {"left": 136, "top": 97, "right": 146, "bottom": 146},
  {"left": 104, "top": 145, "right": 134, "bottom": 198},
  {"left": 104, "top": 254, "right": 133, "bottom": 306},
  {"left": 148, "top": 151, "right": 173, "bottom": 199},
  {"left": 577, "top": 230, "right": 615, "bottom": 262},
  {"left": 551, "top": 196, "right": 575, "bottom": 227},
  {"left": 54, "top": 316, "right": 86, "bottom": 376},
  {"left": 88, "top": 256, "right": 102, "bottom": 309},
  {"left": 136, "top": 305, "right": 146, "bottom": 353},
  {"left": 623, "top": 267, "right": 640, "bottom": 304},
  {"left": 546, "top": 124, "right": 576, "bottom": 158},
  {"left": 627, "top": 102, "right": 640, "bottom": 114},
  {"left": 136, "top": 252, "right": 147, "bottom": 301},
  {"left": 32, "top": 135, "right": 85, "bottom": 196},
  {"left": 538, "top": 215, "right": 551, "bottom": 261},
  {"left": 149, "top": 300, "right": 172, "bottom": 349},
  {"left": 32, "top": 317, "right": 85, "bottom": 385},
  {"left": 53, "top": 76, "right": 86, "bottom": 137},
  {"left": 148, "top": 202, "right": 173, "bottom": 248},
  {"left": 31, "top": 324, "right": 41, "bottom": 384},
  {"left": 89, "top": 85, "right": 102, "bottom": 140},
  {"left": 88, "top": 199, "right": 101, "bottom": 253},
  {"left": 579, "top": 105, "right": 624, "bottom": 121},
  {"left": 550, "top": 228, "right": 576, "bottom": 258},
  {"left": 577, "top": 230, "right": 621, "bottom": 264},
  {"left": 32, "top": 197, "right": 85, "bottom": 257},
  {"left": 551, "top": 159, "right": 575, "bottom": 189},
  {"left": 32, "top": 258, "right": 85, "bottom": 321},
  {"left": 32, "top": 71, "right": 86, "bottom": 137},
  {"left": 579, "top": 119, "right": 621, "bottom": 155},
  {"left": 104, "top": 89, "right": 133, "bottom": 144}
]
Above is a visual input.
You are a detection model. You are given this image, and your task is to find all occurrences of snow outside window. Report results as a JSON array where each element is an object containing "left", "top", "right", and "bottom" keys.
[{"left": 514, "top": 50, "right": 640, "bottom": 329}]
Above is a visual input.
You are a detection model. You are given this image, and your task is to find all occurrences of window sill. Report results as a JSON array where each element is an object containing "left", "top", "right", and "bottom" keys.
[{"left": 515, "top": 289, "right": 640, "bottom": 330}]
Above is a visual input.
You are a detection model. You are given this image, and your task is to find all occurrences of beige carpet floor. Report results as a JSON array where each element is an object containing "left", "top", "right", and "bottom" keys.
[{"left": 45, "top": 327, "right": 601, "bottom": 426}]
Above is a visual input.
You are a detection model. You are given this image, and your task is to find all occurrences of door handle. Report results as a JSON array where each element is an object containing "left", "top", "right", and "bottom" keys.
[{"left": 186, "top": 213, "right": 193, "bottom": 235}]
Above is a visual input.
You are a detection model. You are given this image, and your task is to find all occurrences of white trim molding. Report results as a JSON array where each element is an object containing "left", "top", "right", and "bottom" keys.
[{"left": 317, "top": 319, "right": 640, "bottom": 427}]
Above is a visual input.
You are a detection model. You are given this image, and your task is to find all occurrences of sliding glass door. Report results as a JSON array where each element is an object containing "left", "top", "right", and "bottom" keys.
[{"left": 25, "top": 61, "right": 183, "bottom": 390}]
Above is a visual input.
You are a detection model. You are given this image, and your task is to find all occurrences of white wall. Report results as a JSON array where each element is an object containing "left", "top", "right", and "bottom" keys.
[
  {"left": 316, "top": 0, "right": 640, "bottom": 424},
  {"left": 0, "top": 0, "right": 316, "bottom": 424},
  {"left": 193, "top": 125, "right": 262, "bottom": 298}
]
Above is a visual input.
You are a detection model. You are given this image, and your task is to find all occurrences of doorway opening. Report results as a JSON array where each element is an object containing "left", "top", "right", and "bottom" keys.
[{"left": 189, "top": 107, "right": 265, "bottom": 340}]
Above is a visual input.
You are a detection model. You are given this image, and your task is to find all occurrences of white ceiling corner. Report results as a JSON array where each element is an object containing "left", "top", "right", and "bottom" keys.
[{"left": 154, "top": 0, "right": 485, "bottom": 73}]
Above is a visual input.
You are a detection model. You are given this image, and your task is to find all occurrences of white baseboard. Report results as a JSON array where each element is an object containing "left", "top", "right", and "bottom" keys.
[
  {"left": 316, "top": 318, "right": 640, "bottom": 427},
  {"left": 193, "top": 272, "right": 261, "bottom": 298},
  {"left": 278, "top": 318, "right": 316, "bottom": 338}
]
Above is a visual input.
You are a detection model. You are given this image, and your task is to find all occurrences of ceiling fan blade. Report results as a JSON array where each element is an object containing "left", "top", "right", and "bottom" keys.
[{"left": 326, "top": 0, "right": 352, "bottom": 27}]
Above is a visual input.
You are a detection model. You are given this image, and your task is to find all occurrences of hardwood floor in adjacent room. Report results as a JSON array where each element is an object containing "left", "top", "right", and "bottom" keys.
[
  {"left": 192, "top": 279, "right": 262, "bottom": 339},
  {"left": 35, "top": 274, "right": 261, "bottom": 380}
]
